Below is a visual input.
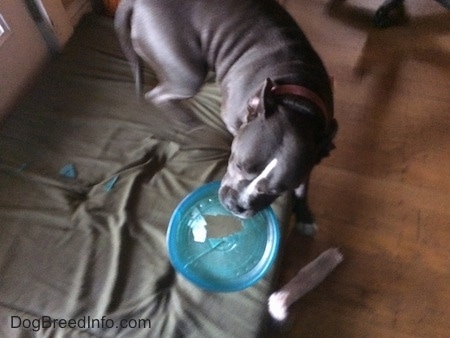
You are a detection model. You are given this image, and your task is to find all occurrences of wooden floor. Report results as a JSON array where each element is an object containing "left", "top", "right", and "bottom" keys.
[{"left": 272, "top": 0, "right": 450, "bottom": 337}]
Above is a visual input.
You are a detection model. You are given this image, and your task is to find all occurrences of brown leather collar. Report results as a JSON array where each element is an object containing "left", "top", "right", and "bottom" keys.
[{"left": 271, "top": 84, "right": 330, "bottom": 128}]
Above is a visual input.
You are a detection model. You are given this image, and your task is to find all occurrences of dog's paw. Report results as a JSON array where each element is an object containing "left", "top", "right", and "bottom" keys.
[
  {"left": 268, "top": 291, "right": 289, "bottom": 322},
  {"left": 296, "top": 221, "right": 318, "bottom": 237}
]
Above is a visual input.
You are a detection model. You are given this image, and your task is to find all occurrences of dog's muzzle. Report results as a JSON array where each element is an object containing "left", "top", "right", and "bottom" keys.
[
  {"left": 219, "top": 158, "right": 279, "bottom": 218},
  {"left": 219, "top": 185, "right": 255, "bottom": 219},
  {"left": 219, "top": 183, "right": 279, "bottom": 219}
]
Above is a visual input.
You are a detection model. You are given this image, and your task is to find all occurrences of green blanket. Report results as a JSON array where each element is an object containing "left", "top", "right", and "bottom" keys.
[{"left": 0, "top": 13, "right": 290, "bottom": 337}]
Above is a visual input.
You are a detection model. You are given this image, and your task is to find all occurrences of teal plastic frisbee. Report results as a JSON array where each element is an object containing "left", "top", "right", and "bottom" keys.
[{"left": 167, "top": 181, "right": 280, "bottom": 292}]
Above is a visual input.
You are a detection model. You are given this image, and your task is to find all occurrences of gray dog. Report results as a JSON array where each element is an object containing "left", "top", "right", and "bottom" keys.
[{"left": 115, "top": 0, "right": 337, "bottom": 233}]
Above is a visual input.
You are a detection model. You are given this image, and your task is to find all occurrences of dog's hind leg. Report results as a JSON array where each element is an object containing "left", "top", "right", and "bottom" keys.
[
  {"left": 128, "top": 6, "right": 208, "bottom": 125},
  {"left": 293, "top": 178, "right": 318, "bottom": 236},
  {"left": 142, "top": 59, "right": 208, "bottom": 128}
]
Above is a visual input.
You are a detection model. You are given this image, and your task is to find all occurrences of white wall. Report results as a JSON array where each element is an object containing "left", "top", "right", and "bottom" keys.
[{"left": 0, "top": 0, "right": 49, "bottom": 119}]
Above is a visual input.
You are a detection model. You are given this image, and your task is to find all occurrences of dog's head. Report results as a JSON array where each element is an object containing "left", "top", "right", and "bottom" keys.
[{"left": 219, "top": 78, "right": 337, "bottom": 218}]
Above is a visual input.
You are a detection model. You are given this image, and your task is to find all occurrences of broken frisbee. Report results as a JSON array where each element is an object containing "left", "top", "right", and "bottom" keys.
[{"left": 166, "top": 181, "right": 280, "bottom": 292}]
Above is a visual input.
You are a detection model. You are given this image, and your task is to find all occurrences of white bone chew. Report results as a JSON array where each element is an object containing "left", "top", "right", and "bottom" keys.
[{"left": 268, "top": 248, "right": 343, "bottom": 321}]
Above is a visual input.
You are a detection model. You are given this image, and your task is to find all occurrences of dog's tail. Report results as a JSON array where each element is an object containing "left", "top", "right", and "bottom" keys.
[{"left": 114, "top": 0, "right": 143, "bottom": 97}]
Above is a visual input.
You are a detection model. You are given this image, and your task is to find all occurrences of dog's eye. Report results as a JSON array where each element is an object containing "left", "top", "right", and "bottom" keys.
[
  {"left": 236, "top": 161, "right": 253, "bottom": 173},
  {"left": 235, "top": 162, "right": 250, "bottom": 176},
  {"left": 246, "top": 165, "right": 259, "bottom": 175}
]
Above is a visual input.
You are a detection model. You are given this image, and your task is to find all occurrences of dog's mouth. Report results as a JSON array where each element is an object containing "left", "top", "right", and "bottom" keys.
[
  {"left": 219, "top": 185, "right": 256, "bottom": 219},
  {"left": 229, "top": 206, "right": 257, "bottom": 219},
  {"left": 218, "top": 184, "right": 277, "bottom": 219}
]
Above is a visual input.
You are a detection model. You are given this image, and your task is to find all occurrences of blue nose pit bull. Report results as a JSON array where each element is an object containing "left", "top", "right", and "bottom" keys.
[{"left": 115, "top": 0, "right": 338, "bottom": 234}]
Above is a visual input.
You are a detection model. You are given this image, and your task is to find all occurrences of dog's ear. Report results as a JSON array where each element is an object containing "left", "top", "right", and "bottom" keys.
[
  {"left": 262, "top": 78, "right": 276, "bottom": 118},
  {"left": 246, "top": 96, "right": 260, "bottom": 123},
  {"left": 246, "top": 78, "right": 276, "bottom": 123}
]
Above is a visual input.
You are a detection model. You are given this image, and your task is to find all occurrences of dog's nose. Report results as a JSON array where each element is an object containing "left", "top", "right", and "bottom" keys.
[
  {"left": 219, "top": 185, "right": 237, "bottom": 207},
  {"left": 219, "top": 185, "right": 255, "bottom": 219},
  {"left": 234, "top": 203, "right": 247, "bottom": 214},
  {"left": 219, "top": 185, "right": 247, "bottom": 213}
]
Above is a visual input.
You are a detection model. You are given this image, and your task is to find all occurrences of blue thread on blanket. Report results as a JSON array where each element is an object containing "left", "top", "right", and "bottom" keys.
[
  {"left": 59, "top": 163, "right": 77, "bottom": 179},
  {"left": 104, "top": 175, "right": 119, "bottom": 192},
  {"left": 17, "top": 163, "right": 29, "bottom": 172}
]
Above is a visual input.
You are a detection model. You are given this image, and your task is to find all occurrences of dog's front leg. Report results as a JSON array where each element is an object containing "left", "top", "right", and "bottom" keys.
[{"left": 293, "top": 177, "right": 317, "bottom": 236}]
